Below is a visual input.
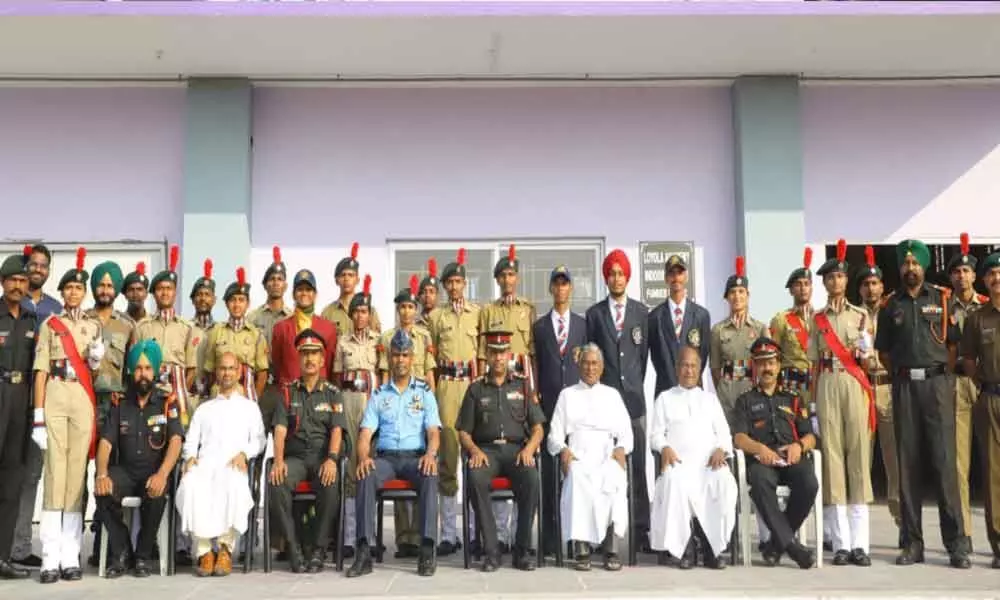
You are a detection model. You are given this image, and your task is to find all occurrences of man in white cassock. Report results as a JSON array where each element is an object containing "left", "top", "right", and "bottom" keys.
[
  {"left": 649, "top": 346, "right": 736, "bottom": 569},
  {"left": 176, "top": 352, "right": 266, "bottom": 577},
  {"left": 547, "top": 343, "right": 633, "bottom": 571}
]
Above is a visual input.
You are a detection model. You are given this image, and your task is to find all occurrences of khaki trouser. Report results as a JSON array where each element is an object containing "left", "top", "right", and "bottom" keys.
[
  {"left": 437, "top": 378, "right": 471, "bottom": 498},
  {"left": 816, "top": 371, "right": 873, "bottom": 505},
  {"left": 955, "top": 374, "right": 979, "bottom": 536},
  {"left": 43, "top": 380, "right": 95, "bottom": 512},
  {"left": 342, "top": 389, "right": 368, "bottom": 498},
  {"left": 974, "top": 392, "right": 1000, "bottom": 557},
  {"left": 874, "top": 382, "right": 901, "bottom": 523}
]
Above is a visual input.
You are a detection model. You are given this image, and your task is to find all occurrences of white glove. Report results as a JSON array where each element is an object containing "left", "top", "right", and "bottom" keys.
[
  {"left": 858, "top": 330, "right": 874, "bottom": 357},
  {"left": 32, "top": 409, "right": 47, "bottom": 450},
  {"left": 87, "top": 338, "right": 106, "bottom": 370}
]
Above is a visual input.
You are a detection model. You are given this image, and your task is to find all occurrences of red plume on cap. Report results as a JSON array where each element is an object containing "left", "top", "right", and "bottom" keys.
[
  {"left": 865, "top": 245, "right": 876, "bottom": 269},
  {"left": 362, "top": 274, "right": 371, "bottom": 296},
  {"left": 350, "top": 242, "right": 359, "bottom": 260},
  {"left": 136, "top": 262, "right": 146, "bottom": 276},
  {"left": 409, "top": 274, "right": 419, "bottom": 297},
  {"left": 457, "top": 248, "right": 466, "bottom": 266},
  {"left": 169, "top": 245, "right": 179, "bottom": 272},
  {"left": 203, "top": 259, "right": 213, "bottom": 279},
  {"left": 508, "top": 244, "right": 516, "bottom": 262},
  {"left": 960, "top": 232, "right": 970, "bottom": 256},
  {"left": 735, "top": 256, "right": 746, "bottom": 278},
  {"left": 237, "top": 267, "right": 246, "bottom": 287},
  {"left": 75, "top": 247, "right": 86, "bottom": 271},
  {"left": 836, "top": 239, "right": 847, "bottom": 263},
  {"left": 803, "top": 247, "right": 813, "bottom": 269},
  {"left": 428, "top": 258, "right": 438, "bottom": 278},
  {"left": 22, "top": 245, "right": 32, "bottom": 258},
  {"left": 272, "top": 245, "right": 282, "bottom": 264}
]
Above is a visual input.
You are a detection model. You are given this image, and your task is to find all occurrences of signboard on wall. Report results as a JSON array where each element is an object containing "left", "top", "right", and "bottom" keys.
[{"left": 639, "top": 241, "right": 696, "bottom": 307}]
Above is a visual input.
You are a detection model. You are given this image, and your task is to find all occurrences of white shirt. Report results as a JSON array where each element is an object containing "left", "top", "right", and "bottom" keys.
[
  {"left": 547, "top": 381, "right": 634, "bottom": 460},
  {"left": 550, "top": 308, "right": 571, "bottom": 339},
  {"left": 650, "top": 385, "right": 732, "bottom": 462},
  {"left": 668, "top": 296, "right": 687, "bottom": 324},
  {"left": 182, "top": 390, "right": 266, "bottom": 465},
  {"left": 607, "top": 295, "right": 628, "bottom": 321}
]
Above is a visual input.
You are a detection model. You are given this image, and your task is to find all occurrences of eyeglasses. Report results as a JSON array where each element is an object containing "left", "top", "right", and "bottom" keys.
[{"left": 27, "top": 261, "right": 49, "bottom": 271}]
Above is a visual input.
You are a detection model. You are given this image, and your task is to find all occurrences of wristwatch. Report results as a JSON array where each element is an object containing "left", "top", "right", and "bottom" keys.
[{"left": 327, "top": 452, "right": 340, "bottom": 462}]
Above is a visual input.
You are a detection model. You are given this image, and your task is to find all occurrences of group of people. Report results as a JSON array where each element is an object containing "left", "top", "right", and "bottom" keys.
[{"left": 0, "top": 233, "right": 998, "bottom": 584}]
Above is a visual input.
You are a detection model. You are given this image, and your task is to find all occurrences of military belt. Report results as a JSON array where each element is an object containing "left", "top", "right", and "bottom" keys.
[
  {"left": 439, "top": 361, "right": 474, "bottom": 379},
  {"left": 867, "top": 372, "right": 891, "bottom": 386},
  {"left": 895, "top": 364, "right": 946, "bottom": 381},
  {"left": 340, "top": 370, "right": 372, "bottom": 392},
  {"left": 0, "top": 369, "right": 28, "bottom": 384},
  {"left": 49, "top": 360, "right": 80, "bottom": 382},
  {"left": 981, "top": 382, "right": 1000, "bottom": 396},
  {"left": 483, "top": 438, "right": 524, "bottom": 446},
  {"left": 722, "top": 360, "right": 751, "bottom": 380},
  {"left": 780, "top": 367, "right": 810, "bottom": 384}
]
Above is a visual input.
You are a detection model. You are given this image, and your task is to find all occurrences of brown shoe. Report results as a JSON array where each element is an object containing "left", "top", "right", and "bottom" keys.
[
  {"left": 196, "top": 552, "right": 216, "bottom": 577},
  {"left": 214, "top": 545, "right": 232, "bottom": 577}
]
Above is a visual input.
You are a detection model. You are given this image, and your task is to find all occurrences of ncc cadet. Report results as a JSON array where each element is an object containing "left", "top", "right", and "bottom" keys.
[
  {"left": 770, "top": 248, "right": 815, "bottom": 399},
  {"left": 33, "top": 247, "right": 105, "bottom": 583},
  {"left": 123, "top": 262, "right": 150, "bottom": 324},
  {"left": 0, "top": 250, "right": 37, "bottom": 580},
  {"left": 332, "top": 274, "right": 379, "bottom": 555},
  {"left": 856, "top": 246, "right": 901, "bottom": 538},
  {"left": 268, "top": 329, "right": 347, "bottom": 573},
  {"left": 94, "top": 340, "right": 183, "bottom": 578},
  {"left": 187, "top": 258, "right": 216, "bottom": 413},
  {"left": 201, "top": 268, "right": 269, "bottom": 402},
  {"left": 732, "top": 337, "right": 819, "bottom": 570},
  {"left": 875, "top": 239, "right": 970, "bottom": 568},
  {"left": 132, "top": 245, "right": 196, "bottom": 427},
  {"left": 710, "top": 256, "right": 768, "bottom": 423},
  {"left": 960, "top": 250, "right": 1000, "bottom": 569},
  {"left": 458, "top": 330, "right": 544, "bottom": 572},
  {"left": 809, "top": 240, "right": 876, "bottom": 567},
  {"left": 321, "top": 242, "right": 382, "bottom": 337},
  {"left": 417, "top": 258, "right": 440, "bottom": 328},
  {"left": 248, "top": 246, "right": 293, "bottom": 353},
  {"left": 379, "top": 275, "right": 437, "bottom": 557},
  {"left": 946, "top": 232, "right": 988, "bottom": 543},
  {"left": 346, "top": 329, "right": 442, "bottom": 579},
  {"left": 428, "top": 249, "right": 480, "bottom": 555}
]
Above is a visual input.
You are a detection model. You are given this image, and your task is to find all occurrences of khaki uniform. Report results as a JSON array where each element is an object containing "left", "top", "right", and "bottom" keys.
[
  {"left": 87, "top": 308, "right": 134, "bottom": 425},
  {"left": 321, "top": 298, "right": 381, "bottom": 338},
  {"left": 952, "top": 292, "right": 987, "bottom": 536},
  {"left": 866, "top": 301, "right": 900, "bottom": 524},
  {"left": 187, "top": 318, "right": 214, "bottom": 414},
  {"left": 709, "top": 316, "right": 768, "bottom": 421},
  {"left": 332, "top": 329, "right": 379, "bottom": 497},
  {"left": 132, "top": 314, "right": 196, "bottom": 423},
  {"left": 807, "top": 303, "right": 873, "bottom": 506},
  {"left": 34, "top": 312, "right": 102, "bottom": 512},
  {"left": 248, "top": 304, "right": 293, "bottom": 348},
  {"left": 202, "top": 321, "right": 269, "bottom": 400},
  {"left": 770, "top": 308, "right": 814, "bottom": 396}
]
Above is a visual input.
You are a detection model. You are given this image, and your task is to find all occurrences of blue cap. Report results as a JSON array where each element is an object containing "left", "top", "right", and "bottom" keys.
[
  {"left": 549, "top": 265, "right": 572, "bottom": 284},
  {"left": 292, "top": 268, "right": 317, "bottom": 291},
  {"left": 390, "top": 328, "right": 414, "bottom": 353}
]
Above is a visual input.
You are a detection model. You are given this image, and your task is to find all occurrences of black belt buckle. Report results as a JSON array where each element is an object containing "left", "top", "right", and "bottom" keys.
[{"left": 1, "top": 371, "right": 24, "bottom": 384}]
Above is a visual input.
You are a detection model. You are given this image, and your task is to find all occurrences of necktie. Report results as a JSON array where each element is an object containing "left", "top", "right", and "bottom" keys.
[
  {"left": 673, "top": 307, "right": 683, "bottom": 339},
  {"left": 557, "top": 316, "right": 567, "bottom": 357},
  {"left": 615, "top": 303, "right": 624, "bottom": 337}
]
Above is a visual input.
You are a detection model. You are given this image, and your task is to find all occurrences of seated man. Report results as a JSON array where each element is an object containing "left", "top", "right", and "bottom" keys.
[
  {"left": 457, "top": 330, "right": 545, "bottom": 572},
  {"left": 346, "top": 329, "right": 441, "bottom": 578},
  {"left": 176, "top": 352, "right": 266, "bottom": 577},
  {"left": 732, "top": 337, "right": 819, "bottom": 569},
  {"left": 268, "top": 329, "right": 346, "bottom": 574},
  {"left": 649, "top": 346, "right": 736, "bottom": 570},
  {"left": 94, "top": 340, "right": 184, "bottom": 578},
  {"left": 547, "top": 343, "right": 633, "bottom": 572}
]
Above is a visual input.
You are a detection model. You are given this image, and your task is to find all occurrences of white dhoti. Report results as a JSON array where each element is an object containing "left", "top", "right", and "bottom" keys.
[
  {"left": 560, "top": 434, "right": 629, "bottom": 545},
  {"left": 650, "top": 463, "right": 737, "bottom": 557},
  {"left": 176, "top": 461, "right": 254, "bottom": 540}
]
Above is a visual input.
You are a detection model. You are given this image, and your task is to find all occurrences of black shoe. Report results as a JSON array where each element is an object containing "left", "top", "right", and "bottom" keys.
[
  {"left": 13, "top": 554, "right": 42, "bottom": 569},
  {"left": 992, "top": 556, "right": 1000, "bottom": 569},
  {"left": 132, "top": 559, "right": 151, "bottom": 578},
  {"left": 498, "top": 542, "right": 511, "bottom": 555},
  {"left": 656, "top": 551, "right": 670, "bottom": 566},
  {"left": 832, "top": 550, "right": 851, "bottom": 566},
  {"left": 786, "top": 543, "right": 816, "bottom": 569},
  {"left": 60, "top": 566, "right": 83, "bottom": 581},
  {"left": 896, "top": 545, "right": 925, "bottom": 566},
  {"left": 416, "top": 545, "right": 436, "bottom": 577},
  {"left": 679, "top": 538, "right": 695, "bottom": 570},
  {"left": 341, "top": 546, "right": 355, "bottom": 560},
  {"left": 949, "top": 551, "right": 972, "bottom": 570},
  {"left": 346, "top": 544, "right": 373, "bottom": 578},
  {"left": 275, "top": 550, "right": 289, "bottom": 562},
  {"left": 759, "top": 541, "right": 781, "bottom": 567},
  {"left": 512, "top": 549, "right": 535, "bottom": 572},
  {"left": 480, "top": 553, "right": 500, "bottom": 572},
  {"left": 40, "top": 569, "right": 60, "bottom": 584},
  {"left": 289, "top": 548, "right": 307, "bottom": 574},
  {"left": 105, "top": 563, "right": 126, "bottom": 579},
  {"left": 0, "top": 560, "right": 30, "bottom": 579},
  {"left": 678, "top": 554, "right": 694, "bottom": 570},
  {"left": 394, "top": 543, "right": 419, "bottom": 559},
  {"left": 175, "top": 550, "right": 193, "bottom": 567},
  {"left": 703, "top": 553, "right": 726, "bottom": 570},
  {"left": 822, "top": 540, "right": 833, "bottom": 552},
  {"left": 436, "top": 540, "right": 459, "bottom": 556},
  {"left": 850, "top": 548, "right": 871, "bottom": 567},
  {"left": 306, "top": 550, "right": 325, "bottom": 574}
]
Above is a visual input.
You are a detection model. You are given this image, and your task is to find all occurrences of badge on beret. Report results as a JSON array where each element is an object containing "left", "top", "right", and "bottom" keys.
[
  {"left": 297, "top": 270, "right": 308, "bottom": 279},
  {"left": 168, "top": 408, "right": 178, "bottom": 419},
  {"left": 631, "top": 325, "right": 643, "bottom": 345},
  {"left": 687, "top": 328, "right": 700, "bottom": 348}
]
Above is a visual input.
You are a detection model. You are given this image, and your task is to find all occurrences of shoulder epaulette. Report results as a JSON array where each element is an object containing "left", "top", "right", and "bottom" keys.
[
  {"left": 413, "top": 377, "right": 431, "bottom": 389},
  {"left": 929, "top": 283, "right": 951, "bottom": 296}
]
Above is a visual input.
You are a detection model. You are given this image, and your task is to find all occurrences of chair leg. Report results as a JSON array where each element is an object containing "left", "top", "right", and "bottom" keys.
[
  {"left": 158, "top": 507, "right": 169, "bottom": 577},
  {"left": 375, "top": 497, "right": 384, "bottom": 564},
  {"left": 263, "top": 482, "right": 272, "bottom": 574},
  {"left": 337, "top": 467, "right": 346, "bottom": 572},
  {"left": 99, "top": 523, "right": 109, "bottom": 578},
  {"left": 536, "top": 463, "right": 543, "bottom": 569},
  {"left": 462, "top": 466, "right": 470, "bottom": 569},
  {"left": 626, "top": 460, "right": 636, "bottom": 567},
  {"left": 554, "top": 471, "right": 563, "bottom": 568}
]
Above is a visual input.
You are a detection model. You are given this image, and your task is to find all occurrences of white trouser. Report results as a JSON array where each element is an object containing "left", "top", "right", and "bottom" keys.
[
  {"left": 826, "top": 505, "right": 870, "bottom": 553},
  {"left": 41, "top": 511, "right": 83, "bottom": 571},
  {"left": 194, "top": 529, "right": 238, "bottom": 557}
]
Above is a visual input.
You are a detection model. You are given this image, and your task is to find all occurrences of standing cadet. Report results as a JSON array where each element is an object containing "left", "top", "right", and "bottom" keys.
[
  {"left": 248, "top": 246, "right": 293, "bottom": 350},
  {"left": 947, "top": 232, "right": 988, "bottom": 543},
  {"left": 123, "top": 262, "right": 150, "bottom": 325},
  {"left": 771, "top": 248, "right": 815, "bottom": 398},
  {"left": 269, "top": 329, "right": 346, "bottom": 573},
  {"left": 321, "top": 242, "right": 382, "bottom": 337},
  {"left": 132, "top": 245, "right": 196, "bottom": 427},
  {"left": 188, "top": 258, "right": 216, "bottom": 413},
  {"left": 648, "top": 254, "right": 711, "bottom": 397},
  {"left": 0, "top": 250, "right": 37, "bottom": 580},
  {"left": 201, "top": 268, "right": 268, "bottom": 401},
  {"left": 960, "top": 250, "right": 1000, "bottom": 569},
  {"left": 710, "top": 256, "right": 768, "bottom": 423},
  {"left": 346, "top": 329, "right": 442, "bottom": 578},
  {"left": 418, "top": 258, "right": 440, "bottom": 328},
  {"left": 332, "top": 275, "right": 379, "bottom": 557},
  {"left": 809, "top": 240, "right": 876, "bottom": 567},
  {"left": 32, "top": 247, "right": 105, "bottom": 583},
  {"left": 857, "top": 246, "right": 901, "bottom": 538},
  {"left": 875, "top": 239, "right": 970, "bottom": 568},
  {"left": 458, "top": 330, "right": 544, "bottom": 572},
  {"left": 379, "top": 275, "right": 437, "bottom": 557},
  {"left": 428, "top": 249, "right": 480, "bottom": 555}
]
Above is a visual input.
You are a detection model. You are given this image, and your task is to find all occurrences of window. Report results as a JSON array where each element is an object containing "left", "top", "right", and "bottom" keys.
[{"left": 390, "top": 239, "right": 604, "bottom": 315}]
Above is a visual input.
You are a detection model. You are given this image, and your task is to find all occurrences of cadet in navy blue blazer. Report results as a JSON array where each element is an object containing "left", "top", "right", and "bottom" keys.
[{"left": 647, "top": 254, "right": 711, "bottom": 397}]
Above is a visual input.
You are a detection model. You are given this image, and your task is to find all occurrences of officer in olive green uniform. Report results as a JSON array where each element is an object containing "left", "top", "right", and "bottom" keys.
[
  {"left": 458, "top": 330, "right": 544, "bottom": 572},
  {"left": 946, "top": 233, "right": 988, "bottom": 541},
  {"left": 132, "top": 245, "right": 196, "bottom": 426},
  {"left": 202, "top": 268, "right": 269, "bottom": 401},
  {"left": 33, "top": 247, "right": 104, "bottom": 582},
  {"left": 188, "top": 258, "right": 216, "bottom": 414},
  {"left": 959, "top": 250, "right": 1000, "bottom": 569},
  {"left": 710, "top": 257, "right": 768, "bottom": 423},
  {"left": 379, "top": 275, "right": 437, "bottom": 556},
  {"left": 809, "top": 241, "right": 876, "bottom": 567},
  {"left": 333, "top": 275, "right": 379, "bottom": 552},
  {"left": 418, "top": 258, "right": 440, "bottom": 328},
  {"left": 248, "top": 246, "right": 293, "bottom": 359},
  {"left": 123, "top": 262, "right": 150, "bottom": 325},
  {"left": 428, "top": 249, "right": 480, "bottom": 554},
  {"left": 321, "top": 242, "right": 382, "bottom": 337}
]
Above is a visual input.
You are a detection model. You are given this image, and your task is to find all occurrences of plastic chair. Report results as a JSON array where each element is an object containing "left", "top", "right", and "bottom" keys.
[{"left": 98, "top": 495, "right": 173, "bottom": 577}]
